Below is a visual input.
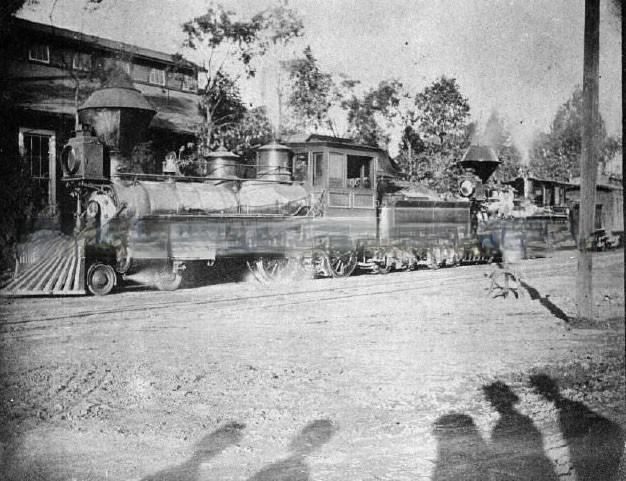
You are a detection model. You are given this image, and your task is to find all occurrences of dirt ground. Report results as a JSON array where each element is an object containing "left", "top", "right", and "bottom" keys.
[{"left": 0, "top": 250, "right": 624, "bottom": 480}]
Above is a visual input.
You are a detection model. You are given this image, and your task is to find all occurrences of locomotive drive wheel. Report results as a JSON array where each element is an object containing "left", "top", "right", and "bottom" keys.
[
  {"left": 251, "top": 257, "right": 290, "bottom": 283},
  {"left": 154, "top": 266, "right": 183, "bottom": 291},
  {"left": 86, "top": 263, "right": 117, "bottom": 296},
  {"left": 327, "top": 249, "right": 358, "bottom": 278}
]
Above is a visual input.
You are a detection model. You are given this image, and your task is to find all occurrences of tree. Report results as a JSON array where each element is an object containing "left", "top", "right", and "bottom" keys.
[
  {"left": 342, "top": 79, "right": 405, "bottom": 147},
  {"left": 222, "top": 106, "right": 273, "bottom": 172},
  {"left": 182, "top": 2, "right": 302, "bottom": 146},
  {"left": 1, "top": 0, "right": 104, "bottom": 25},
  {"left": 482, "top": 111, "right": 522, "bottom": 182},
  {"left": 395, "top": 125, "right": 425, "bottom": 180},
  {"left": 282, "top": 46, "right": 334, "bottom": 134},
  {"left": 413, "top": 76, "right": 470, "bottom": 148},
  {"left": 529, "top": 87, "right": 613, "bottom": 181},
  {"left": 406, "top": 76, "right": 473, "bottom": 193}
]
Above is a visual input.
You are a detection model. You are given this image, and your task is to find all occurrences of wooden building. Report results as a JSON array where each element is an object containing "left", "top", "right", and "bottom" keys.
[
  {"left": 568, "top": 173, "right": 624, "bottom": 239},
  {"left": 504, "top": 176, "right": 572, "bottom": 213},
  {"left": 1, "top": 18, "right": 204, "bottom": 224}
]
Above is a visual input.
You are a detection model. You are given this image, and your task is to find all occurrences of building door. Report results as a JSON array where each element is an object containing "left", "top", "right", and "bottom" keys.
[{"left": 18, "top": 128, "right": 56, "bottom": 212}]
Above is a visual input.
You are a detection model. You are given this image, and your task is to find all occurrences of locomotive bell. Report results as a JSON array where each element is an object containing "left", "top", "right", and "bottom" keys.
[
  {"left": 78, "top": 87, "right": 156, "bottom": 177},
  {"left": 256, "top": 141, "right": 292, "bottom": 182},
  {"left": 204, "top": 145, "right": 240, "bottom": 179}
]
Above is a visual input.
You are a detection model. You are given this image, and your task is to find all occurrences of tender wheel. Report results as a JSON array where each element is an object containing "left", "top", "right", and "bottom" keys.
[
  {"left": 87, "top": 263, "right": 117, "bottom": 296},
  {"left": 327, "top": 249, "right": 358, "bottom": 278},
  {"left": 372, "top": 261, "right": 392, "bottom": 275},
  {"left": 154, "top": 267, "right": 183, "bottom": 291},
  {"left": 301, "top": 249, "right": 331, "bottom": 278}
]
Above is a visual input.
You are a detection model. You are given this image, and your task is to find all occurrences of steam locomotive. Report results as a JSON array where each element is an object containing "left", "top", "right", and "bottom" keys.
[{"left": 1, "top": 87, "right": 568, "bottom": 297}]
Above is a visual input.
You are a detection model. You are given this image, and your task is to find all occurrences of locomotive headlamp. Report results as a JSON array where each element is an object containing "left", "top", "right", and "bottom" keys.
[
  {"left": 459, "top": 179, "right": 475, "bottom": 197},
  {"left": 61, "top": 145, "right": 80, "bottom": 175}
]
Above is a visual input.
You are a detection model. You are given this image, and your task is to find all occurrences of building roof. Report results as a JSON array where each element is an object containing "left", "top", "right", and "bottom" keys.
[
  {"left": 11, "top": 78, "right": 204, "bottom": 134},
  {"left": 504, "top": 176, "right": 575, "bottom": 187},
  {"left": 568, "top": 176, "right": 623, "bottom": 191},
  {"left": 10, "top": 17, "right": 201, "bottom": 72}
]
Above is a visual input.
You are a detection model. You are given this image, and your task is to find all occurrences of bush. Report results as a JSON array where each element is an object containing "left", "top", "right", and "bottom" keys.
[{"left": 0, "top": 155, "right": 47, "bottom": 275}]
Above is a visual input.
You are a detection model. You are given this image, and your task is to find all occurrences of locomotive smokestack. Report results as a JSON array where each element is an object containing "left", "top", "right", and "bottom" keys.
[
  {"left": 78, "top": 87, "right": 156, "bottom": 177},
  {"left": 459, "top": 145, "right": 500, "bottom": 183}
]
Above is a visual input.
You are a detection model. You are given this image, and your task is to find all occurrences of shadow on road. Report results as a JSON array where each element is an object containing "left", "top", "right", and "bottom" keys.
[
  {"left": 246, "top": 419, "right": 337, "bottom": 481},
  {"left": 141, "top": 421, "right": 245, "bottom": 481},
  {"left": 530, "top": 373, "right": 625, "bottom": 481},
  {"left": 483, "top": 380, "right": 558, "bottom": 480},
  {"left": 520, "top": 280, "right": 571, "bottom": 322},
  {"left": 431, "top": 413, "right": 491, "bottom": 481}
]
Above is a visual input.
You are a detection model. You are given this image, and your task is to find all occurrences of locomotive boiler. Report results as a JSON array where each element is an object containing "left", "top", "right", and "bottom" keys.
[{"left": 2, "top": 87, "right": 522, "bottom": 297}]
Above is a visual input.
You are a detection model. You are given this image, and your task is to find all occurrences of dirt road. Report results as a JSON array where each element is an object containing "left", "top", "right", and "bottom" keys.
[{"left": 1, "top": 250, "right": 624, "bottom": 480}]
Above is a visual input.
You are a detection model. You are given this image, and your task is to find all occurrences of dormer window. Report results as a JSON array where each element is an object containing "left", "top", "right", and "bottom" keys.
[
  {"left": 149, "top": 67, "right": 165, "bottom": 86},
  {"left": 28, "top": 44, "right": 50, "bottom": 64},
  {"left": 72, "top": 52, "right": 92, "bottom": 72},
  {"left": 182, "top": 73, "right": 197, "bottom": 92}
]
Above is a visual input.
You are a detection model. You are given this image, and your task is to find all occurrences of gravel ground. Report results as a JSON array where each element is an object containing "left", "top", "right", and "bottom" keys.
[{"left": 0, "top": 250, "right": 624, "bottom": 481}]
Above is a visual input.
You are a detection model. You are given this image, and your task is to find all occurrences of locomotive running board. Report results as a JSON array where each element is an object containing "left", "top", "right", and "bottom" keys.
[{"left": 0, "top": 232, "right": 86, "bottom": 297}]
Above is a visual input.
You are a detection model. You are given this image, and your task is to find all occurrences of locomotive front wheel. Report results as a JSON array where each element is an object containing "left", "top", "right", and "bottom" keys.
[
  {"left": 87, "top": 263, "right": 117, "bottom": 296},
  {"left": 327, "top": 249, "right": 358, "bottom": 278}
]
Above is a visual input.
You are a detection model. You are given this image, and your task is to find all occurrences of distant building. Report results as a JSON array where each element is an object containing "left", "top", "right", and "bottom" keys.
[
  {"left": 567, "top": 173, "right": 624, "bottom": 237},
  {"left": 504, "top": 176, "right": 572, "bottom": 213},
  {"left": 1, "top": 17, "right": 204, "bottom": 221}
]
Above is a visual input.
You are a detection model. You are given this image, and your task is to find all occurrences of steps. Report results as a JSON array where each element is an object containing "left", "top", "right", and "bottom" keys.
[{"left": 1, "top": 231, "right": 86, "bottom": 296}]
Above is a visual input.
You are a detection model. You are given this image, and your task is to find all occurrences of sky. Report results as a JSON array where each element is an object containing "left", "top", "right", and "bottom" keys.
[{"left": 17, "top": 0, "right": 622, "bottom": 159}]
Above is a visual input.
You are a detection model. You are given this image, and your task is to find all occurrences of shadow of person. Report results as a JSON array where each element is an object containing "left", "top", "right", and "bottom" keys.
[
  {"left": 431, "top": 413, "right": 491, "bottom": 481},
  {"left": 483, "top": 381, "right": 558, "bottom": 481},
  {"left": 141, "top": 421, "right": 246, "bottom": 481},
  {"left": 530, "top": 373, "right": 625, "bottom": 481},
  {"left": 247, "top": 419, "right": 336, "bottom": 481}
]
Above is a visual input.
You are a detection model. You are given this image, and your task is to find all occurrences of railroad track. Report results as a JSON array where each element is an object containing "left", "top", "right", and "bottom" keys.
[{"left": 1, "top": 255, "right": 598, "bottom": 334}]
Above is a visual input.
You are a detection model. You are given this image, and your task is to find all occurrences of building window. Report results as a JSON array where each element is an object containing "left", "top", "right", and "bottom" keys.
[
  {"left": 313, "top": 152, "right": 324, "bottom": 186},
  {"left": 28, "top": 44, "right": 50, "bottom": 64},
  {"left": 182, "top": 73, "right": 197, "bottom": 92},
  {"left": 149, "top": 67, "right": 166, "bottom": 86},
  {"left": 347, "top": 155, "right": 372, "bottom": 189},
  {"left": 72, "top": 52, "right": 92, "bottom": 72},
  {"left": 328, "top": 152, "right": 345, "bottom": 188},
  {"left": 292, "top": 153, "right": 308, "bottom": 182},
  {"left": 18, "top": 128, "right": 56, "bottom": 208},
  {"left": 118, "top": 60, "right": 131, "bottom": 74}
]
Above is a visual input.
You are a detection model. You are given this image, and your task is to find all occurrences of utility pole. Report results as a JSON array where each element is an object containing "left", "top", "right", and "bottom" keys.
[{"left": 577, "top": 0, "right": 600, "bottom": 321}]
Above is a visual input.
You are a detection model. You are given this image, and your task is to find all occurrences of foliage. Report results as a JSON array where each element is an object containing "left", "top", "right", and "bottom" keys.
[
  {"left": 221, "top": 106, "right": 273, "bottom": 175},
  {"left": 528, "top": 87, "right": 615, "bottom": 181},
  {"left": 197, "top": 71, "right": 247, "bottom": 149},
  {"left": 182, "top": 2, "right": 302, "bottom": 147},
  {"left": 397, "top": 76, "right": 473, "bottom": 193},
  {"left": 482, "top": 111, "right": 522, "bottom": 183},
  {"left": 2, "top": 0, "right": 104, "bottom": 24},
  {"left": 342, "top": 79, "right": 404, "bottom": 147},
  {"left": 282, "top": 46, "right": 334, "bottom": 133},
  {"left": 0, "top": 155, "right": 47, "bottom": 274},
  {"left": 413, "top": 76, "right": 471, "bottom": 147}
]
